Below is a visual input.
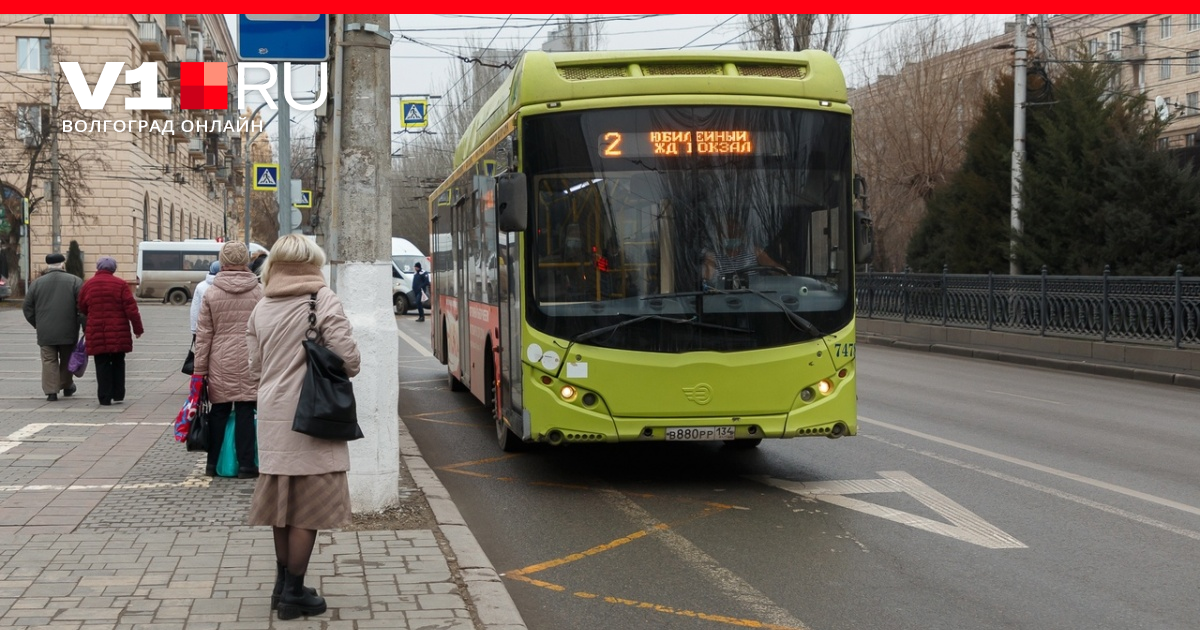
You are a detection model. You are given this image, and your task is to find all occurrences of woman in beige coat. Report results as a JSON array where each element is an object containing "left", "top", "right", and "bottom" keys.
[
  {"left": 246, "top": 234, "right": 360, "bottom": 620},
  {"left": 194, "top": 242, "right": 263, "bottom": 478}
]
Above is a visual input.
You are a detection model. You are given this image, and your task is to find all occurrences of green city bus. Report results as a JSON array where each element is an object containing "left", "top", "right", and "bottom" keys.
[{"left": 429, "top": 49, "right": 872, "bottom": 451}]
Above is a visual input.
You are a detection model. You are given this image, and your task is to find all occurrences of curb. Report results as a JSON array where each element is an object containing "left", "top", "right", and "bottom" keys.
[
  {"left": 860, "top": 334, "right": 1200, "bottom": 390},
  {"left": 397, "top": 418, "right": 528, "bottom": 630}
]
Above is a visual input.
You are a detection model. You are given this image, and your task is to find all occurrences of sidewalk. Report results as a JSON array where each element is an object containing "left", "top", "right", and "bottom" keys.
[{"left": 0, "top": 303, "right": 526, "bottom": 629}]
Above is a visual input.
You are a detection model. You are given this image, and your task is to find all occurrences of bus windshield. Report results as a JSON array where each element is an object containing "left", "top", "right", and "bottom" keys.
[{"left": 523, "top": 106, "right": 854, "bottom": 352}]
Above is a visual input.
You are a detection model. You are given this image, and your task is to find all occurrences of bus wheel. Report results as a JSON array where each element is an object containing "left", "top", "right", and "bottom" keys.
[
  {"left": 447, "top": 369, "right": 468, "bottom": 392},
  {"left": 394, "top": 292, "right": 409, "bottom": 315},
  {"left": 496, "top": 415, "right": 523, "bottom": 452},
  {"left": 724, "top": 438, "right": 762, "bottom": 449},
  {"left": 167, "top": 289, "right": 188, "bottom": 306}
]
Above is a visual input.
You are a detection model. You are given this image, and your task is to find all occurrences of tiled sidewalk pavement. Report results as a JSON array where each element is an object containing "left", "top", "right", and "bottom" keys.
[{"left": 0, "top": 302, "right": 526, "bottom": 629}]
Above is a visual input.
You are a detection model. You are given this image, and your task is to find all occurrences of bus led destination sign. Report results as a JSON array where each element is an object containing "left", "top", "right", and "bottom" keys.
[{"left": 599, "top": 130, "right": 760, "bottom": 158}]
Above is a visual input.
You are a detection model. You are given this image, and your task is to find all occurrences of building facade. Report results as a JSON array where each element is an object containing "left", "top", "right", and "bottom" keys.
[
  {"left": 1, "top": 14, "right": 244, "bottom": 291},
  {"left": 1056, "top": 14, "right": 1200, "bottom": 148}
]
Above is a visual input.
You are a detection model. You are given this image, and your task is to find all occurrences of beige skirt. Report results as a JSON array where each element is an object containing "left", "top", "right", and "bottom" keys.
[{"left": 248, "top": 472, "right": 352, "bottom": 530}]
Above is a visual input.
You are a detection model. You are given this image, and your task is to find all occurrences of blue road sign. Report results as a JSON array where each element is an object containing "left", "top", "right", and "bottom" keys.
[
  {"left": 401, "top": 99, "right": 428, "bottom": 129},
  {"left": 253, "top": 163, "right": 279, "bottom": 191},
  {"left": 238, "top": 15, "right": 329, "bottom": 62}
]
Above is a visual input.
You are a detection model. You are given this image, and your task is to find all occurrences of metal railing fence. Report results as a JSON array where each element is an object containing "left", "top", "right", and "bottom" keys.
[{"left": 856, "top": 265, "right": 1200, "bottom": 349}]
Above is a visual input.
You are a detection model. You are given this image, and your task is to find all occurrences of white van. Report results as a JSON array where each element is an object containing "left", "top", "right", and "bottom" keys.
[
  {"left": 392, "top": 237, "right": 429, "bottom": 314},
  {"left": 137, "top": 240, "right": 267, "bottom": 305}
]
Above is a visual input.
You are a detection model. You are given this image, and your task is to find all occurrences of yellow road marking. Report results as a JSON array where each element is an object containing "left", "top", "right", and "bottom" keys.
[
  {"left": 411, "top": 406, "right": 483, "bottom": 417},
  {"left": 507, "top": 524, "right": 667, "bottom": 577},
  {"left": 506, "top": 573, "right": 806, "bottom": 629}
]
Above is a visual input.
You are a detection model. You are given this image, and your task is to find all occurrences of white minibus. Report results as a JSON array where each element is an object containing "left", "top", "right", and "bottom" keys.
[{"left": 136, "top": 240, "right": 266, "bottom": 305}]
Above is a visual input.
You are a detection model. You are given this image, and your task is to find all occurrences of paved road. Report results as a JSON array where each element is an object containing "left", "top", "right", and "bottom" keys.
[{"left": 398, "top": 328, "right": 1200, "bottom": 630}]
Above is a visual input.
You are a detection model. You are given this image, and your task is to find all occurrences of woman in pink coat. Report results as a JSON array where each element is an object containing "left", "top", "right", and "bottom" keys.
[
  {"left": 193, "top": 242, "right": 263, "bottom": 478},
  {"left": 246, "top": 234, "right": 360, "bottom": 620}
]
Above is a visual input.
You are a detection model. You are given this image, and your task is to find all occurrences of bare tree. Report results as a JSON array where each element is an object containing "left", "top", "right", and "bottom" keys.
[
  {"left": 242, "top": 116, "right": 278, "bottom": 247},
  {"left": 742, "top": 14, "right": 848, "bottom": 56},
  {"left": 0, "top": 65, "right": 104, "bottom": 293},
  {"left": 850, "top": 17, "right": 1004, "bottom": 270},
  {"left": 390, "top": 34, "right": 514, "bottom": 246}
]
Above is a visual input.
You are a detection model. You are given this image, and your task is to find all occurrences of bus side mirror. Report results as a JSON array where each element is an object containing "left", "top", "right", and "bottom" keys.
[
  {"left": 496, "top": 172, "right": 528, "bottom": 232},
  {"left": 854, "top": 209, "right": 874, "bottom": 265}
]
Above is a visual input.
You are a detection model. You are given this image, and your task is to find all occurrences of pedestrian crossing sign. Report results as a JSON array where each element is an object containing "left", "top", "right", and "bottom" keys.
[
  {"left": 253, "top": 163, "right": 279, "bottom": 191},
  {"left": 400, "top": 99, "right": 428, "bottom": 129},
  {"left": 294, "top": 189, "right": 312, "bottom": 209}
]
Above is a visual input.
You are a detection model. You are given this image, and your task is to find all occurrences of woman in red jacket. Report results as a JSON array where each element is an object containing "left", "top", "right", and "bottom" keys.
[{"left": 78, "top": 256, "right": 144, "bottom": 405}]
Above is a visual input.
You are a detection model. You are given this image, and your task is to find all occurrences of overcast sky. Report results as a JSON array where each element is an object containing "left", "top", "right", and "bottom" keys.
[{"left": 230, "top": 15, "right": 1015, "bottom": 150}]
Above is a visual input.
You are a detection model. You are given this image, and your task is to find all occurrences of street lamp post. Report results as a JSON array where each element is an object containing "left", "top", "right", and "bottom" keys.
[{"left": 45, "top": 17, "right": 60, "bottom": 254}]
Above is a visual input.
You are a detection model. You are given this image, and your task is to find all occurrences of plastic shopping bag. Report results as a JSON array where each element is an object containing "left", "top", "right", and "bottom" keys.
[
  {"left": 68, "top": 337, "right": 88, "bottom": 377},
  {"left": 216, "top": 409, "right": 259, "bottom": 477},
  {"left": 173, "top": 375, "right": 205, "bottom": 442}
]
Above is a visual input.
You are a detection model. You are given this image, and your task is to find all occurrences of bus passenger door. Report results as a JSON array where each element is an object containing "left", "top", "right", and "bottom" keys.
[
  {"left": 452, "top": 195, "right": 471, "bottom": 387},
  {"left": 499, "top": 231, "right": 523, "bottom": 421}
]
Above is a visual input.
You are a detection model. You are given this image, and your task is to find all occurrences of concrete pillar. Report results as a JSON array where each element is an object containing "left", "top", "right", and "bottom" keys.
[{"left": 332, "top": 14, "right": 399, "bottom": 512}]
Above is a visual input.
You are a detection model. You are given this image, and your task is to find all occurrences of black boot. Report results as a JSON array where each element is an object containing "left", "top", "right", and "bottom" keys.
[
  {"left": 277, "top": 569, "right": 326, "bottom": 620},
  {"left": 271, "top": 563, "right": 319, "bottom": 610}
]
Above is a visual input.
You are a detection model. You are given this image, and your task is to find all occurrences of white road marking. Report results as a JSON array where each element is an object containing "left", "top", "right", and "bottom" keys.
[
  {"left": 755, "top": 471, "right": 1026, "bottom": 549},
  {"left": 863, "top": 432, "right": 1200, "bottom": 542},
  {"left": 397, "top": 327, "right": 433, "bottom": 358},
  {"left": 861, "top": 415, "right": 1200, "bottom": 518},
  {"left": 985, "top": 390, "right": 1063, "bottom": 405}
]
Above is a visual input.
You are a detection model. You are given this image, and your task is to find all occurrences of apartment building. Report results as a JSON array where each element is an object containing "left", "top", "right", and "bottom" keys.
[
  {"left": 1057, "top": 14, "right": 1200, "bottom": 148},
  {"left": 0, "top": 14, "right": 244, "bottom": 289}
]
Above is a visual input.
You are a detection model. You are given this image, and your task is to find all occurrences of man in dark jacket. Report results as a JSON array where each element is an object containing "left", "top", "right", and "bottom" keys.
[
  {"left": 23, "top": 253, "right": 84, "bottom": 401},
  {"left": 412, "top": 261, "right": 430, "bottom": 322}
]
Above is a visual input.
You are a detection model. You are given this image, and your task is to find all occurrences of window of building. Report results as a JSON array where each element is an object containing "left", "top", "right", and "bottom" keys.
[
  {"left": 1107, "top": 30, "right": 1122, "bottom": 55},
  {"left": 1088, "top": 39, "right": 1100, "bottom": 57},
  {"left": 1134, "top": 64, "right": 1145, "bottom": 93},
  {"left": 1161, "top": 16, "right": 1172, "bottom": 39},
  {"left": 16, "top": 37, "right": 50, "bottom": 73},
  {"left": 16, "top": 104, "right": 48, "bottom": 144},
  {"left": 1157, "top": 137, "right": 1170, "bottom": 150},
  {"left": 1189, "top": 15, "right": 1200, "bottom": 31},
  {"left": 1189, "top": 50, "right": 1200, "bottom": 75},
  {"left": 1187, "top": 91, "right": 1199, "bottom": 116},
  {"left": 1186, "top": 133, "right": 1197, "bottom": 147},
  {"left": 1160, "top": 58, "right": 1173, "bottom": 80}
]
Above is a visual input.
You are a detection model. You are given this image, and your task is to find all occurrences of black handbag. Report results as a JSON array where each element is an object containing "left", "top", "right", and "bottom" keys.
[
  {"left": 292, "top": 293, "right": 363, "bottom": 441},
  {"left": 185, "top": 381, "right": 211, "bottom": 452},
  {"left": 181, "top": 338, "right": 195, "bottom": 375}
]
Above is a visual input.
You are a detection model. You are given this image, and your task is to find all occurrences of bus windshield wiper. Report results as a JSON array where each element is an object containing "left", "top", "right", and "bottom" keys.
[
  {"left": 572, "top": 313, "right": 751, "bottom": 345},
  {"left": 708, "top": 288, "right": 824, "bottom": 338}
]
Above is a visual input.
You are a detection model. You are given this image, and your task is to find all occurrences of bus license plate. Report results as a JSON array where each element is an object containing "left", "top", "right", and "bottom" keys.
[{"left": 665, "top": 426, "right": 736, "bottom": 441}]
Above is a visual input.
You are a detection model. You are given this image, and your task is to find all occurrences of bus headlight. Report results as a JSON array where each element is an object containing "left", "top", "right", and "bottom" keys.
[
  {"left": 559, "top": 385, "right": 577, "bottom": 401},
  {"left": 818, "top": 379, "right": 834, "bottom": 396},
  {"left": 800, "top": 388, "right": 815, "bottom": 402}
]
